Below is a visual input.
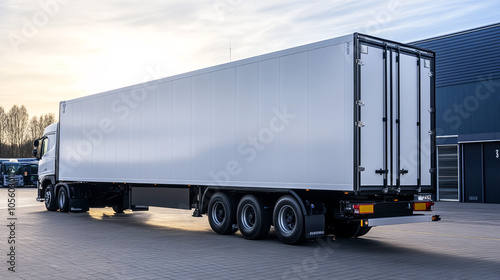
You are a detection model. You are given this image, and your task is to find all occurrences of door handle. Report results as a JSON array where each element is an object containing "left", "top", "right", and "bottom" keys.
[{"left": 375, "top": 169, "right": 388, "bottom": 175}]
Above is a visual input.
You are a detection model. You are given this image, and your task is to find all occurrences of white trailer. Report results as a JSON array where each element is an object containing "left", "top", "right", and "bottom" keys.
[{"left": 34, "top": 33, "right": 439, "bottom": 244}]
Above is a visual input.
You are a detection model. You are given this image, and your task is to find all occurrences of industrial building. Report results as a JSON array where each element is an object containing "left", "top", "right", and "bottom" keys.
[{"left": 413, "top": 23, "right": 500, "bottom": 203}]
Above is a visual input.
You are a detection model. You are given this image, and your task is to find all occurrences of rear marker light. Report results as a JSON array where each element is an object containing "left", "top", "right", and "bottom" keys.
[
  {"left": 414, "top": 201, "right": 434, "bottom": 211},
  {"left": 354, "top": 204, "right": 374, "bottom": 214}
]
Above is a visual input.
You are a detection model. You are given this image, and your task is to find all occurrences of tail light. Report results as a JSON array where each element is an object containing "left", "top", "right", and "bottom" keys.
[
  {"left": 353, "top": 204, "right": 374, "bottom": 214},
  {"left": 413, "top": 201, "right": 434, "bottom": 211}
]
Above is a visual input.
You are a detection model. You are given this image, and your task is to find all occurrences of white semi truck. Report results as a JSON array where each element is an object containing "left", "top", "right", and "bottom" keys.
[{"left": 34, "top": 33, "right": 439, "bottom": 244}]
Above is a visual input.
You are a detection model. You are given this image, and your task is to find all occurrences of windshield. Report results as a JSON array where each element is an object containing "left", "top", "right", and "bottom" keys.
[
  {"left": 30, "top": 164, "right": 38, "bottom": 173},
  {"left": 4, "top": 163, "right": 22, "bottom": 175}
]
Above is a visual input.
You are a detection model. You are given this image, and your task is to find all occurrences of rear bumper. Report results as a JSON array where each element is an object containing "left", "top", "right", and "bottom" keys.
[{"left": 363, "top": 214, "right": 440, "bottom": 227}]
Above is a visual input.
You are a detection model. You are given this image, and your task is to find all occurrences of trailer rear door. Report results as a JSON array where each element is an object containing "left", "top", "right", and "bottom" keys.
[{"left": 355, "top": 34, "right": 435, "bottom": 193}]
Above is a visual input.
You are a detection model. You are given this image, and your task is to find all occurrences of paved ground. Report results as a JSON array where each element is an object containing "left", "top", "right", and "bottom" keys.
[{"left": 1, "top": 188, "right": 499, "bottom": 280}]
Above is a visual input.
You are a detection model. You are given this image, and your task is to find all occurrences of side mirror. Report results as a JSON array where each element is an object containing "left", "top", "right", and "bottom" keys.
[
  {"left": 34, "top": 139, "right": 39, "bottom": 147},
  {"left": 33, "top": 148, "right": 38, "bottom": 158}
]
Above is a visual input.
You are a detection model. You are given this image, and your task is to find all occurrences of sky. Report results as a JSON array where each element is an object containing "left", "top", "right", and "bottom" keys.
[{"left": 0, "top": 0, "right": 499, "bottom": 118}]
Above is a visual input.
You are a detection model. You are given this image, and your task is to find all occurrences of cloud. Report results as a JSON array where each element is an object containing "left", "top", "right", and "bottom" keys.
[{"left": 1, "top": 0, "right": 499, "bottom": 118}]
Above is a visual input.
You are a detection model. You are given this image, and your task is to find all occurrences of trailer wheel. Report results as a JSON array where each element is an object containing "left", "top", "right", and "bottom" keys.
[
  {"left": 355, "top": 226, "right": 371, "bottom": 237},
  {"left": 113, "top": 205, "right": 124, "bottom": 214},
  {"left": 333, "top": 223, "right": 371, "bottom": 238},
  {"left": 58, "top": 187, "right": 69, "bottom": 212},
  {"left": 44, "top": 185, "right": 58, "bottom": 211},
  {"left": 237, "top": 195, "right": 271, "bottom": 240},
  {"left": 208, "top": 192, "right": 237, "bottom": 235},
  {"left": 273, "top": 195, "right": 304, "bottom": 245}
]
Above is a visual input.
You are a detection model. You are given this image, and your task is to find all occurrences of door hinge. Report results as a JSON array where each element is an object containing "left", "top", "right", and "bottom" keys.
[
  {"left": 356, "top": 59, "right": 364, "bottom": 66},
  {"left": 356, "top": 100, "right": 365, "bottom": 107},
  {"left": 356, "top": 121, "right": 365, "bottom": 128},
  {"left": 428, "top": 71, "right": 434, "bottom": 77},
  {"left": 358, "top": 166, "right": 365, "bottom": 172},
  {"left": 361, "top": 45, "right": 368, "bottom": 54},
  {"left": 424, "top": 59, "right": 431, "bottom": 68}
]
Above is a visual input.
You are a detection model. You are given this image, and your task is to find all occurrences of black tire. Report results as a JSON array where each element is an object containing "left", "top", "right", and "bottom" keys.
[
  {"left": 355, "top": 226, "right": 372, "bottom": 237},
  {"left": 208, "top": 192, "right": 237, "bottom": 235},
  {"left": 113, "top": 205, "right": 124, "bottom": 214},
  {"left": 333, "top": 224, "right": 372, "bottom": 238},
  {"left": 44, "top": 185, "right": 58, "bottom": 211},
  {"left": 273, "top": 195, "right": 305, "bottom": 245},
  {"left": 237, "top": 195, "right": 271, "bottom": 240},
  {"left": 58, "top": 187, "right": 69, "bottom": 212}
]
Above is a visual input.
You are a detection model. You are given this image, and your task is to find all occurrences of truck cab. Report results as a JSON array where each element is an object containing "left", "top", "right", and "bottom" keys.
[
  {"left": 33, "top": 123, "right": 58, "bottom": 198},
  {"left": 22, "top": 162, "right": 39, "bottom": 187},
  {"left": 1, "top": 159, "right": 24, "bottom": 187}
]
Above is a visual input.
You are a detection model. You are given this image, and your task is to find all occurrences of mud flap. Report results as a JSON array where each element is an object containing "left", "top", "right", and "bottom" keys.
[
  {"left": 69, "top": 198, "right": 89, "bottom": 212},
  {"left": 305, "top": 214, "right": 325, "bottom": 239}
]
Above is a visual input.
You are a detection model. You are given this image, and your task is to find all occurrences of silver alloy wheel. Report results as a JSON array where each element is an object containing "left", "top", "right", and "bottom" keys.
[
  {"left": 240, "top": 204, "right": 256, "bottom": 230},
  {"left": 277, "top": 205, "right": 296, "bottom": 235},
  {"left": 211, "top": 201, "right": 225, "bottom": 226},
  {"left": 45, "top": 188, "right": 52, "bottom": 208},
  {"left": 58, "top": 190, "right": 66, "bottom": 209}
]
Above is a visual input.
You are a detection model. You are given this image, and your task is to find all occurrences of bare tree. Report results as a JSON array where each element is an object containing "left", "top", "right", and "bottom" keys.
[
  {"left": 6, "top": 105, "right": 30, "bottom": 157},
  {"left": 0, "top": 106, "right": 55, "bottom": 158},
  {"left": 40, "top": 113, "right": 56, "bottom": 133},
  {"left": 28, "top": 113, "right": 56, "bottom": 141},
  {"left": 28, "top": 116, "right": 40, "bottom": 142},
  {"left": 0, "top": 106, "right": 5, "bottom": 157},
  {"left": 25, "top": 113, "right": 56, "bottom": 157}
]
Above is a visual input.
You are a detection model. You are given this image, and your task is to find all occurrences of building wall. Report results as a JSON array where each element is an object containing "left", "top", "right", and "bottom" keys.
[
  {"left": 413, "top": 23, "right": 500, "bottom": 203},
  {"left": 435, "top": 79, "right": 500, "bottom": 137},
  {"left": 413, "top": 23, "right": 500, "bottom": 89}
]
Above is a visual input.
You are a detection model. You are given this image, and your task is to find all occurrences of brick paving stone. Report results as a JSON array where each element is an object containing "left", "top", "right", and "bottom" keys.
[{"left": 1, "top": 189, "right": 499, "bottom": 279}]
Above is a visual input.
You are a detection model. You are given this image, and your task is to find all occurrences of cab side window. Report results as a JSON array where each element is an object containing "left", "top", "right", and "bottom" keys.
[{"left": 41, "top": 138, "right": 49, "bottom": 158}]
